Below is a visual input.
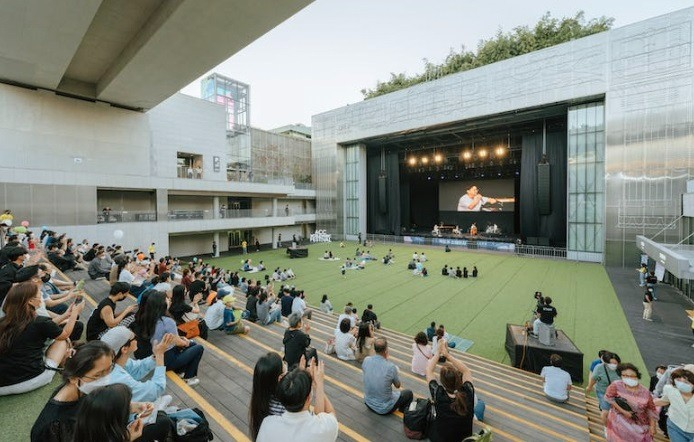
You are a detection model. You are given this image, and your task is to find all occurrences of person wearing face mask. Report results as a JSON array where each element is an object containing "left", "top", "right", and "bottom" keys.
[
  {"left": 0, "top": 281, "right": 83, "bottom": 396},
  {"left": 86, "top": 281, "right": 137, "bottom": 341},
  {"left": 0, "top": 246, "right": 28, "bottom": 304},
  {"left": 654, "top": 367, "right": 694, "bottom": 442},
  {"left": 650, "top": 365, "right": 667, "bottom": 393},
  {"left": 30, "top": 340, "right": 172, "bottom": 442},
  {"left": 604, "top": 363, "right": 657, "bottom": 441},
  {"left": 38, "top": 264, "right": 77, "bottom": 315},
  {"left": 587, "top": 351, "right": 621, "bottom": 421}
]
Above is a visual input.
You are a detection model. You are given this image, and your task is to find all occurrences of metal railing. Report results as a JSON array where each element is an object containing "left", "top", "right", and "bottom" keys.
[
  {"left": 97, "top": 211, "right": 156, "bottom": 223},
  {"left": 167, "top": 210, "right": 214, "bottom": 221}
]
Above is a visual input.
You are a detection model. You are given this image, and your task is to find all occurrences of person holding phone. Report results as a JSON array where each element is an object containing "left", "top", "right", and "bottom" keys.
[{"left": 86, "top": 281, "right": 137, "bottom": 341}]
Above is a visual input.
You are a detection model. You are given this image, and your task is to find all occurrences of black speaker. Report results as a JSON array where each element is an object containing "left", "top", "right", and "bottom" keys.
[
  {"left": 537, "top": 163, "right": 551, "bottom": 215},
  {"left": 378, "top": 174, "right": 388, "bottom": 214}
]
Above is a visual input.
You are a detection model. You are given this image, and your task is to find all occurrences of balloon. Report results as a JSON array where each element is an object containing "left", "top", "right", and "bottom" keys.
[
  {"left": 113, "top": 229, "right": 124, "bottom": 239},
  {"left": 193, "top": 257, "right": 198, "bottom": 263},
  {"left": 13, "top": 226, "right": 27, "bottom": 233},
  {"left": 21, "top": 220, "right": 29, "bottom": 227}
]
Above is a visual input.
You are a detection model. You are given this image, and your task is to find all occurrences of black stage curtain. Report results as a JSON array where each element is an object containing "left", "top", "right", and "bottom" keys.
[
  {"left": 519, "top": 129, "right": 567, "bottom": 246},
  {"left": 367, "top": 151, "right": 401, "bottom": 235}
]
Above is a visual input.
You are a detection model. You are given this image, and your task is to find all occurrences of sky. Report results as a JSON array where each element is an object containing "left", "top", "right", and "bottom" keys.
[{"left": 179, "top": 0, "right": 691, "bottom": 130}]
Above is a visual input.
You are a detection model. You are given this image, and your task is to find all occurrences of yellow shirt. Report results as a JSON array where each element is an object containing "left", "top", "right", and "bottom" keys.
[
  {"left": 242, "top": 241, "right": 247, "bottom": 248},
  {"left": 148, "top": 245, "right": 155, "bottom": 253}
]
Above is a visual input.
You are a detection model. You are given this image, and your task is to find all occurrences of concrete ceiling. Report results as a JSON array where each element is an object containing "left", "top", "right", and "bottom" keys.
[{"left": 0, "top": 0, "right": 313, "bottom": 110}]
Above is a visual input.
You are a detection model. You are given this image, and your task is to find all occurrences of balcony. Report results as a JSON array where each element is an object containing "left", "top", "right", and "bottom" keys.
[{"left": 97, "top": 211, "right": 156, "bottom": 223}]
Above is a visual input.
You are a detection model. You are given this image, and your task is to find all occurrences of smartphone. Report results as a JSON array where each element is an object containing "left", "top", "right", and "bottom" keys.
[
  {"left": 75, "top": 280, "right": 85, "bottom": 291},
  {"left": 74, "top": 295, "right": 83, "bottom": 304}
]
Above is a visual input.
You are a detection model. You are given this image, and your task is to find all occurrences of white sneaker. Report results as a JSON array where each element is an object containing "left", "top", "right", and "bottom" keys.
[
  {"left": 644, "top": 318, "right": 653, "bottom": 321},
  {"left": 185, "top": 378, "right": 200, "bottom": 387}
]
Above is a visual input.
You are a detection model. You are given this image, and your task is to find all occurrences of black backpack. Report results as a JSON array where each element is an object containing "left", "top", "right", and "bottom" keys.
[
  {"left": 403, "top": 398, "right": 434, "bottom": 440},
  {"left": 174, "top": 408, "right": 214, "bottom": 442}
]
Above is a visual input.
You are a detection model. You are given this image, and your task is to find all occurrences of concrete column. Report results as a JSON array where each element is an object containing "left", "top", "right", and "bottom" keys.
[
  {"left": 155, "top": 189, "right": 168, "bottom": 222},
  {"left": 271, "top": 227, "right": 276, "bottom": 249},
  {"left": 213, "top": 196, "right": 220, "bottom": 219},
  {"left": 213, "top": 231, "right": 220, "bottom": 257},
  {"left": 272, "top": 198, "right": 278, "bottom": 217}
]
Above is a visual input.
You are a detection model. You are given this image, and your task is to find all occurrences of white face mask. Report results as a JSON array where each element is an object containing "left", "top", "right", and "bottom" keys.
[
  {"left": 622, "top": 377, "right": 639, "bottom": 387},
  {"left": 77, "top": 373, "right": 112, "bottom": 394},
  {"left": 607, "top": 363, "right": 618, "bottom": 370},
  {"left": 675, "top": 380, "right": 694, "bottom": 394},
  {"left": 656, "top": 372, "right": 663, "bottom": 380}
]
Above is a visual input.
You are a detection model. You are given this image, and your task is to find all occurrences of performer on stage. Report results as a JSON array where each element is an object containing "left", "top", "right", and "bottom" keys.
[{"left": 457, "top": 185, "right": 514, "bottom": 212}]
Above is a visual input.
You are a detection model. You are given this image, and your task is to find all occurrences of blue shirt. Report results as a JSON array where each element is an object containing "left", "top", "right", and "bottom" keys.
[
  {"left": 362, "top": 355, "right": 401, "bottom": 414},
  {"left": 589, "top": 358, "right": 602, "bottom": 372},
  {"left": 111, "top": 358, "right": 166, "bottom": 402},
  {"left": 223, "top": 307, "right": 237, "bottom": 331},
  {"left": 152, "top": 317, "right": 178, "bottom": 352}
]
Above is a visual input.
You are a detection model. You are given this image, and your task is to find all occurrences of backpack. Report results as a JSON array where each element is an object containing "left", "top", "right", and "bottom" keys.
[
  {"left": 403, "top": 398, "right": 434, "bottom": 440},
  {"left": 463, "top": 428, "right": 493, "bottom": 442},
  {"left": 173, "top": 407, "right": 214, "bottom": 442}
]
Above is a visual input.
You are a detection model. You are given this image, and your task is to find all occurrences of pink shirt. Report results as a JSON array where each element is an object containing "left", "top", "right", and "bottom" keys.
[{"left": 411, "top": 343, "right": 432, "bottom": 376}]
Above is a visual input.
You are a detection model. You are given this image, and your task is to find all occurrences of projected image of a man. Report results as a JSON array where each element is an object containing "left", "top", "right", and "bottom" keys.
[{"left": 457, "top": 185, "right": 497, "bottom": 211}]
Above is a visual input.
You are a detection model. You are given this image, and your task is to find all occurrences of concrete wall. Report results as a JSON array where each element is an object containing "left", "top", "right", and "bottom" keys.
[
  {"left": 168, "top": 195, "right": 214, "bottom": 211},
  {"left": 169, "top": 234, "right": 216, "bottom": 258}
]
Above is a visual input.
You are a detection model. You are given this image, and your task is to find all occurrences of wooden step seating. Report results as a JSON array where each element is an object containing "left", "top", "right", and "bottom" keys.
[{"left": 230, "top": 294, "right": 593, "bottom": 442}]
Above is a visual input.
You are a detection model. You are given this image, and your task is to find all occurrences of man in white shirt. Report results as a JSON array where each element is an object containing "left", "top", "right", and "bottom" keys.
[
  {"left": 336, "top": 305, "right": 356, "bottom": 331},
  {"left": 257, "top": 358, "right": 338, "bottom": 442},
  {"left": 291, "top": 291, "right": 313, "bottom": 319},
  {"left": 152, "top": 272, "right": 172, "bottom": 297},
  {"left": 540, "top": 354, "right": 572, "bottom": 403},
  {"left": 457, "top": 185, "right": 497, "bottom": 211}
]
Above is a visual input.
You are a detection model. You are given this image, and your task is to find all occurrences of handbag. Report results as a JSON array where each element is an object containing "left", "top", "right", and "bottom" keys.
[
  {"left": 614, "top": 396, "right": 637, "bottom": 420},
  {"left": 177, "top": 320, "right": 200, "bottom": 339},
  {"left": 403, "top": 398, "right": 434, "bottom": 440}
]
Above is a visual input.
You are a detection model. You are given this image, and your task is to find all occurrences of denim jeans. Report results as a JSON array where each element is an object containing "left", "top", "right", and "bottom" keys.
[
  {"left": 596, "top": 390, "right": 610, "bottom": 411},
  {"left": 667, "top": 418, "right": 694, "bottom": 442},
  {"left": 164, "top": 342, "right": 204, "bottom": 379},
  {"left": 263, "top": 309, "right": 282, "bottom": 325}
]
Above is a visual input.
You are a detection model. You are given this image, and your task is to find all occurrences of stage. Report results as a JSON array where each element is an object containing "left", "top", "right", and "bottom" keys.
[
  {"left": 504, "top": 324, "right": 584, "bottom": 383},
  {"left": 286, "top": 246, "right": 308, "bottom": 258}
]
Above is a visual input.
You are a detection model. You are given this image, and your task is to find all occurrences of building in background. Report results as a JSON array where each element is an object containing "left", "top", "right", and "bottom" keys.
[{"left": 270, "top": 123, "right": 312, "bottom": 140}]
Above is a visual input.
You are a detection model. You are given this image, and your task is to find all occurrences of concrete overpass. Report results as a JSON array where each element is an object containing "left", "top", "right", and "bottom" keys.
[{"left": 0, "top": 0, "right": 312, "bottom": 110}]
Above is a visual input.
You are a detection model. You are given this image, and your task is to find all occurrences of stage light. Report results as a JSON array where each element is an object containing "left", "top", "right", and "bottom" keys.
[
  {"left": 408, "top": 157, "right": 417, "bottom": 166},
  {"left": 421, "top": 156, "right": 429, "bottom": 165},
  {"left": 434, "top": 153, "right": 443, "bottom": 163},
  {"left": 462, "top": 151, "right": 472, "bottom": 161},
  {"left": 495, "top": 147, "right": 506, "bottom": 157},
  {"left": 478, "top": 149, "right": 488, "bottom": 158}
]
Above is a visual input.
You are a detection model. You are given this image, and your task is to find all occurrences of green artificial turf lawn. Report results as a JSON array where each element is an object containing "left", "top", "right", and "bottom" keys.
[{"left": 210, "top": 242, "right": 646, "bottom": 383}]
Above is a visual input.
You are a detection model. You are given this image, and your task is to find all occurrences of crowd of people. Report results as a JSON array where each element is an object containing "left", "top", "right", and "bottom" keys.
[{"left": 0, "top": 217, "right": 690, "bottom": 442}]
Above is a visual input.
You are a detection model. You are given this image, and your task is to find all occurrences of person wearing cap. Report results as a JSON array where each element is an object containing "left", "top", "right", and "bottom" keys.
[
  {"left": 101, "top": 326, "right": 173, "bottom": 402},
  {"left": 223, "top": 295, "right": 250, "bottom": 335}
]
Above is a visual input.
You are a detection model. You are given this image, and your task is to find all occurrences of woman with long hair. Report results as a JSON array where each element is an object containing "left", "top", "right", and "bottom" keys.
[
  {"left": 169, "top": 285, "right": 208, "bottom": 339},
  {"left": 425, "top": 339, "right": 475, "bottom": 441},
  {"left": 73, "top": 384, "right": 142, "bottom": 442},
  {"left": 355, "top": 322, "right": 375, "bottom": 363},
  {"left": 249, "top": 352, "right": 286, "bottom": 440},
  {"left": 0, "top": 282, "right": 84, "bottom": 396},
  {"left": 134, "top": 291, "right": 204, "bottom": 386}
]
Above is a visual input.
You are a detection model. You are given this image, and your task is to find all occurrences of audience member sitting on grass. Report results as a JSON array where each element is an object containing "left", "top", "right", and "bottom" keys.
[
  {"left": 361, "top": 304, "right": 380, "bottom": 329},
  {"left": 292, "top": 290, "right": 313, "bottom": 319},
  {"left": 463, "top": 267, "right": 468, "bottom": 278},
  {"left": 432, "top": 326, "right": 456, "bottom": 349},
  {"left": 472, "top": 266, "right": 478, "bottom": 277},
  {"left": 222, "top": 295, "right": 250, "bottom": 335},
  {"left": 169, "top": 285, "right": 208, "bottom": 339},
  {"left": 30, "top": 341, "right": 113, "bottom": 441},
  {"left": 283, "top": 313, "right": 316, "bottom": 370},
  {"left": 411, "top": 331, "right": 433, "bottom": 376},
  {"left": 87, "top": 249, "right": 112, "bottom": 280},
  {"left": 355, "top": 322, "right": 375, "bottom": 363},
  {"left": 86, "top": 281, "right": 137, "bottom": 341},
  {"left": 426, "top": 339, "right": 476, "bottom": 441},
  {"left": 258, "top": 291, "right": 282, "bottom": 326},
  {"left": 362, "top": 337, "right": 413, "bottom": 415},
  {"left": 250, "top": 352, "right": 287, "bottom": 440},
  {"left": 455, "top": 266, "right": 463, "bottom": 278},
  {"left": 320, "top": 294, "right": 333, "bottom": 314},
  {"left": 441, "top": 264, "right": 449, "bottom": 276},
  {"left": 407, "top": 259, "right": 416, "bottom": 270},
  {"left": 0, "top": 281, "right": 84, "bottom": 396},
  {"left": 420, "top": 253, "right": 427, "bottom": 262},
  {"left": 100, "top": 326, "right": 173, "bottom": 402},
  {"left": 135, "top": 291, "right": 204, "bottom": 387},
  {"left": 335, "top": 318, "right": 357, "bottom": 361},
  {"left": 256, "top": 358, "right": 338, "bottom": 442},
  {"left": 540, "top": 354, "right": 572, "bottom": 403}
]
